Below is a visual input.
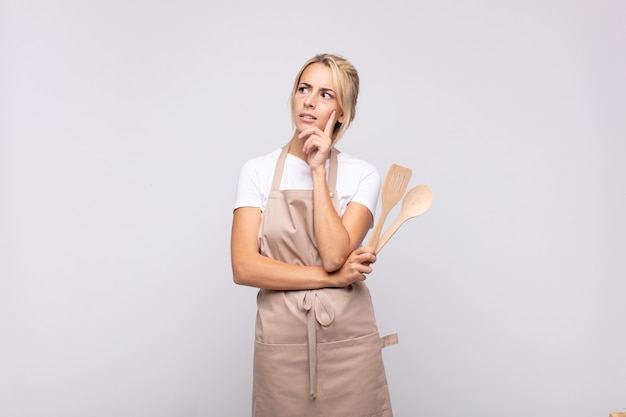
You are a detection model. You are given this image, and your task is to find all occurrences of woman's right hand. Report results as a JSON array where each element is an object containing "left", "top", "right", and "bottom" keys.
[{"left": 329, "top": 246, "right": 377, "bottom": 287}]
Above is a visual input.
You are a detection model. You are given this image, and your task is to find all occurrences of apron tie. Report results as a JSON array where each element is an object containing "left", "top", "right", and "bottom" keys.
[{"left": 298, "top": 290, "right": 335, "bottom": 398}]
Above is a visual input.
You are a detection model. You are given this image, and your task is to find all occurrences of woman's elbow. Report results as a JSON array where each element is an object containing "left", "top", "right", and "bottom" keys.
[
  {"left": 231, "top": 260, "right": 250, "bottom": 286},
  {"left": 321, "top": 256, "right": 345, "bottom": 273},
  {"left": 232, "top": 271, "right": 244, "bottom": 286},
  {"left": 320, "top": 246, "right": 352, "bottom": 272}
]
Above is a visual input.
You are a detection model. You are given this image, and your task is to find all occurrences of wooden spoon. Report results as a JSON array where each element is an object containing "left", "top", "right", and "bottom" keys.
[
  {"left": 367, "top": 164, "right": 412, "bottom": 250},
  {"left": 375, "top": 184, "right": 433, "bottom": 253}
]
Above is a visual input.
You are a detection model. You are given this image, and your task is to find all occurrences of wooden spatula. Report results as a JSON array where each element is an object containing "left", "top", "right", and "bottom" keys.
[
  {"left": 367, "top": 164, "right": 412, "bottom": 250},
  {"left": 375, "top": 184, "right": 433, "bottom": 253}
]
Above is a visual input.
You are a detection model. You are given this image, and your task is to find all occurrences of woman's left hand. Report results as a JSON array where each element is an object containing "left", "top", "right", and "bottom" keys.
[{"left": 300, "top": 111, "right": 336, "bottom": 171}]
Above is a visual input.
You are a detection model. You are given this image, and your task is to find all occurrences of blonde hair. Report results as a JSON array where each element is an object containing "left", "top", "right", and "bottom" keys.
[{"left": 290, "top": 53, "right": 360, "bottom": 143}]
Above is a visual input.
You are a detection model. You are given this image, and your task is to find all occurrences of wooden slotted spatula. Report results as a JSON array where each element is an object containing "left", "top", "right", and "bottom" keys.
[{"left": 367, "top": 164, "right": 412, "bottom": 250}]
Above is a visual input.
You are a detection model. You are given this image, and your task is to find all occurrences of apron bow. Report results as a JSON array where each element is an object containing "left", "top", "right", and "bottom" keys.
[{"left": 298, "top": 289, "right": 335, "bottom": 326}]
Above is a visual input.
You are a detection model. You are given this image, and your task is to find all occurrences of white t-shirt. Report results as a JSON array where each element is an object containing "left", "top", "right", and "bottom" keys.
[{"left": 234, "top": 147, "right": 381, "bottom": 217}]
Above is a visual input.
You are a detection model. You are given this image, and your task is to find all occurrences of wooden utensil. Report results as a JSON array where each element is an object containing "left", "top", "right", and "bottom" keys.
[
  {"left": 367, "top": 164, "right": 412, "bottom": 250},
  {"left": 375, "top": 184, "right": 433, "bottom": 253}
]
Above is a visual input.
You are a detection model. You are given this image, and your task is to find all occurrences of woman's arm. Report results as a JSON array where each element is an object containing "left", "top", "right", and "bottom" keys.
[
  {"left": 231, "top": 207, "right": 376, "bottom": 290},
  {"left": 310, "top": 167, "right": 373, "bottom": 271},
  {"left": 301, "top": 113, "right": 374, "bottom": 271}
]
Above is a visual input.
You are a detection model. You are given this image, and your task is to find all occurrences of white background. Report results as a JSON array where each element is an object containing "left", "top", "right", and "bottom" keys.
[{"left": 2, "top": 1, "right": 625, "bottom": 416}]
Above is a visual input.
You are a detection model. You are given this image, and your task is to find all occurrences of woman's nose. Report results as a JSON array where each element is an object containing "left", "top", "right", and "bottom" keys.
[{"left": 303, "top": 93, "right": 316, "bottom": 108}]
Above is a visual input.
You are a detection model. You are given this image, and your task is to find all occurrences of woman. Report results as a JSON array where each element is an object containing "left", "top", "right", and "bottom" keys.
[{"left": 231, "top": 53, "right": 396, "bottom": 417}]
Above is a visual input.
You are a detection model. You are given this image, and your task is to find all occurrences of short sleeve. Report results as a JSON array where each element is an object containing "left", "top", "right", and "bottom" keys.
[
  {"left": 349, "top": 162, "right": 381, "bottom": 217},
  {"left": 233, "top": 159, "right": 262, "bottom": 210},
  {"left": 233, "top": 149, "right": 280, "bottom": 211},
  {"left": 335, "top": 154, "right": 381, "bottom": 218}
]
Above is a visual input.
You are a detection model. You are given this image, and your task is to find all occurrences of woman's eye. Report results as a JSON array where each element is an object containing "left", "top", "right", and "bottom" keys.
[
  {"left": 299, "top": 86, "right": 309, "bottom": 93},
  {"left": 322, "top": 92, "right": 332, "bottom": 99}
]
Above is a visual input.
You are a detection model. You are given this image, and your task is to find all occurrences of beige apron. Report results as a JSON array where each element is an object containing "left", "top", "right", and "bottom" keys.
[{"left": 252, "top": 145, "right": 397, "bottom": 417}]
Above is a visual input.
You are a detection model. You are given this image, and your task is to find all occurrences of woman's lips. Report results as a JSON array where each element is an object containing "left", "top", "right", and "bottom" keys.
[{"left": 299, "top": 113, "right": 317, "bottom": 121}]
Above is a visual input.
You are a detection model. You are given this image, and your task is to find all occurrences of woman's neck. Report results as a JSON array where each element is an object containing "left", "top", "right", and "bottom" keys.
[{"left": 287, "top": 135, "right": 307, "bottom": 161}]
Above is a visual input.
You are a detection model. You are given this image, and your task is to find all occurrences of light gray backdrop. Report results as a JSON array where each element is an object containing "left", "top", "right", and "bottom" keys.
[{"left": 2, "top": 0, "right": 625, "bottom": 416}]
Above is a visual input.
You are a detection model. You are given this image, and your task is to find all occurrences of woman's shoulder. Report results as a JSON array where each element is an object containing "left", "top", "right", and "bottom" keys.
[
  {"left": 336, "top": 151, "right": 379, "bottom": 176},
  {"left": 241, "top": 147, "right": 282, "bottom": 171}
]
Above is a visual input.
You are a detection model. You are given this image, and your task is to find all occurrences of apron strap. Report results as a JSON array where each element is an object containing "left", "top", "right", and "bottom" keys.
[
  {"left": 328, "top": 148, "right": 340, "bottom": 214},
  {"left": 381, "top": 333, "right": 399, "bottom": 348},
  {"left": 298, "top": 290, "right": 335, "bottom": 398},
  {"left": 270, "top": 145, "right": 290, "bottom": 191}
]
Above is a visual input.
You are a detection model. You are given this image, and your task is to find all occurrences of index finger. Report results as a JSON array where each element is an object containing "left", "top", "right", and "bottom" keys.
[{"left": 324, "top": 111, "right": 337, "bottom": 138}]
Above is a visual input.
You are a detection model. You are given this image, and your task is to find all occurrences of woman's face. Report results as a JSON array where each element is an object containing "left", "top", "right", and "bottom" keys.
[{"left": 292, "top": 63, "right": 344, "bottom": 135}]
